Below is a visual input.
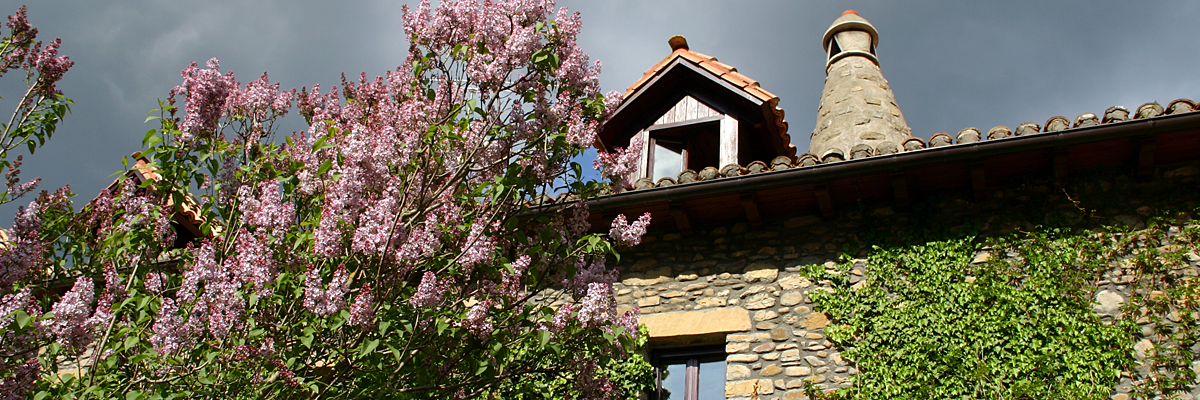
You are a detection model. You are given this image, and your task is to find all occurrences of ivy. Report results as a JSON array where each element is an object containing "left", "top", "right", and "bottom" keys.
[{"left": 800, "top": 203, "right": 1200, "bottom": 399}]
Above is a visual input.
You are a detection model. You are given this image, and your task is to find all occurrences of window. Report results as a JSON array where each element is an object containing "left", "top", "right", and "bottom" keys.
[
  {"left": 647, "top": 120, "right": 721, "bottom": 181},
  {"left": 652, "top": 346, "right": 726, "bottom": 400}
]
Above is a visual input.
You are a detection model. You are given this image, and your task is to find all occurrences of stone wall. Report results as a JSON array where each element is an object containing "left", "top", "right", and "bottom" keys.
[{"left": 613, "top": 164, "right": 1200, "bottom": 400}]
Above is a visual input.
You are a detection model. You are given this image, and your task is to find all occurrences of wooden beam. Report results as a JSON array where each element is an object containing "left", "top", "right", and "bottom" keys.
[
  {"left": 890, "top": 174, "right": 910, "bottom": 211},
  {"left": 815, "top": 184, "right": 835, "bottom": 220},
  {"left": 970, "top": 162, "right": 987, "bottom": 201},
  {"left": 1137, "top": 136, "right": 1156, "bottom": 182},
  {"left": 1053, "top": 148, "right": 1070, "bottom": 185},
  {"left": 634, "top": 129, "right": 649, "bottom": 181},
  {"left": 719, "top": 114, "right": 739, "bottom": 167},
  {"left": 740, "top": 194, "right": 763, "bottom": 228},
  {"left": 669, "top": 203, "right": 693, "bottom": 235}
]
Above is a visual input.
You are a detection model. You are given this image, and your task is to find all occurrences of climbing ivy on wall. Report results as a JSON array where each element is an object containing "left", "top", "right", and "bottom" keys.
[{"left": 802, "top": 213, "right": 1200, "bottom": 400}]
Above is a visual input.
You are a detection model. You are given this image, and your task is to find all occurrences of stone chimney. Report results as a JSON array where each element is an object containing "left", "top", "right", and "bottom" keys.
[{"left": 810, "top": 10, "right": 911, "bottom": 162}]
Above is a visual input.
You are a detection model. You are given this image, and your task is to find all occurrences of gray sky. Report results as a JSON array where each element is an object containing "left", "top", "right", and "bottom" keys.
[{"left": 2, "top": 0, "right": 1198, "bottom": 221}]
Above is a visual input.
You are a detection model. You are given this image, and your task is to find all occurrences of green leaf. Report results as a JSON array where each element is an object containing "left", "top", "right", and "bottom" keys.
[
  {"left": 301, "top": 327, "right": 315, "bottom": 348},
  {"left": 13, "top": 309, "right": 30, "bottom": 329},
  {"left": 316, "top": 159, "right": 333, "bottom": 175},
  {"left": 360, "top": 339, "right": 380, "bottom": 358}
]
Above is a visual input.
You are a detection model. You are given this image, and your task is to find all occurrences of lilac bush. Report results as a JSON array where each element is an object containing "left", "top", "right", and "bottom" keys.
[{"left": 1, "top": 1, "right": 655, "bottom": 398}]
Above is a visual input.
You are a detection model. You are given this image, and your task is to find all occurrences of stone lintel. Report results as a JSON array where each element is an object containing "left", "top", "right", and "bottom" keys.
[{"left": 641, "top": 307, "right": 751, "bottom": 346}]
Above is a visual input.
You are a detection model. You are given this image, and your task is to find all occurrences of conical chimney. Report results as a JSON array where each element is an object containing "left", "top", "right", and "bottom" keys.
[{"left": 810, "top": 10, "right": 911, "bottom": 162}]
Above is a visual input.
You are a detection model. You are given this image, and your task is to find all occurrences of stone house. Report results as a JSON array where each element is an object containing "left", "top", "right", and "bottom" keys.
[{"left": 561, "top": 10, "right": 1200, "bottom": 400}]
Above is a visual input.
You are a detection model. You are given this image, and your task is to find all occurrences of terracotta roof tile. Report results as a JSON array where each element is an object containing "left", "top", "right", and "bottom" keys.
[
  {"left": 101, "top": 153, "right": 211, "bottom": 238},
  {"left": 607, "top": 99, "right": 1195, "bottom": 194}
]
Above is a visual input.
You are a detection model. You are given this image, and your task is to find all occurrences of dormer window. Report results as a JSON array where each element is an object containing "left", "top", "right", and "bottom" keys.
[
  {"left": 596, "top": 37, "right": 795, "bottom": 189},
  {"left": 648, "top": 119, "right": 721, "bottom": 180}
]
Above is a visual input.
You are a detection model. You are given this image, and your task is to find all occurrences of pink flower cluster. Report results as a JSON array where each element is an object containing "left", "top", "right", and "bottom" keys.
[
  {"left": 170, "top": 59, "right": 235, "bottom": 142},
  {"left": 593, "top": 139, "right": 642, "bottom": 192},
  {"left": 303, "top": 264, "right": 349, "bottom": 316},
  {"left": 609, "top": 212, "right": 651, "bottom": 247},
  {"left": 409, "top": 271, "right": 446, "bottom": 309},
  {"left": 347, "top": 283, "right": 375, "bottom": 328},
  {"left": 45, "top": 277, "right": 98, "bottom": 349},
  {"left": 149, "top": 297, "right": 193, "bottom": 356},
  {"left": 461, "top": 300, "right": 494, "bottom": 339},
  {"left": 169, "top": 58, "right": 293, "bottom": 144},
  {"left": 111, "top": 181, "right": 175, "bottom": 245},
  {"left": 0, "top": 7, "right": 35, "bottom": 70},
  {"left": 496, "top": 255, "right": 530, "bottom": 300},
  {"left": 4, "top": 156, "right": 40, "bottom": 201},
  {"left": 0, "top": 186, "right": 69, "bottom": 288},
  {"left": 614, "top": 307, "right": 640, "bottom": 340},
  {"left": 0, "top": 7, "right": 73, "bottom": 97},
  {"left": 551, "top": 302, "right": 574, "bottom": 332},
  {"left": 566, "top": 200, "right": 591, "bottom": 239},
  {"left": 238, "top": 180, "right": 295, "bottom": 238},
  {"left": 575, "top": 282, "right": 614, "bottom": 328},
  {"left": 29, "top": 37, "right": 71, "bottom": 95},
  {"left": 564, "top": 257, "right": 617, "bottom": 299},
  {"left": 0, "top": 288, "right": 36, "bottom": 355},
  {"left": 175, "top": 233, "right": 276, "bottom": 339},
  {"left": 458, "top": 220, "right": 496, "bottom": 269}
]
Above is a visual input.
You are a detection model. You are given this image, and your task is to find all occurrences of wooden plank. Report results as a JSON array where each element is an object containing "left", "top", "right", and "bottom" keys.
[
  {"left": 720, "top": 114, "right": 739, "bottom": 167},
  {"left": 740, "top": 194, "right": 763, "bottom": 228},
  {"left": 669, "top": 202, "right": 693, "bottom": 234},
  {"left": 684, "top": 96, "right": 697, "bottom": 120},
  {"left": 815, "top": 184, "right": 835, "bottom": 220},
  {"left": 1053, "top": 148, "right": 1069, "bottom": 185},
  {"left": 651, "top": 96, "right": 723, "bottom": 128},
  {"left": 891, "top": 174, "right": 910, "bottom": 211},
  {"left": 970, "top": 162, "right": 987, "bottom": 201},
  {"left": 635, "top": 130, "right": 649, "bottom": 180},
  {"left": 1137, "top": 136, "right": 1156, "bottom": 182},
  {"left": 647, "top": 116, "right": 722, "bottom": 132}
]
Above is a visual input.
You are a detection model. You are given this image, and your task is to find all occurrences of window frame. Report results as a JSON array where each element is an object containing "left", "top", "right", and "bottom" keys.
[
  {"left": 650, "top": 345, "right": 726, "bottom": 400},
  {"left": 645, "top": 118, "right": 722, "bottom": 181}
]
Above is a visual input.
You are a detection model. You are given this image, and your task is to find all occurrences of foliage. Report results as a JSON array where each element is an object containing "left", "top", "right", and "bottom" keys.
[
  {"left": 0, "top": 5, "right": 73, "bottom": 206},
  {"left": 803, "top": 197, "right": 1200, "bottom": 400},
  {"left": 803, "top": 231, "right": 1134, "bottom": 400},
  {"left": 1, "top": 1, "right": 655, "bottom": 399},
  {"left": 0, "top": 5, "right": 74, "bottom": 398},
  {"left": 1109, "top": 215, "right": 1200, "bottom": 399}
]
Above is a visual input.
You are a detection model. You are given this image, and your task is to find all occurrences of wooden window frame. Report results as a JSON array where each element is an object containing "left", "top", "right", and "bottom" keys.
[
  {"left": 650, "top": 345, "right": 726, "bottom": 400},
  {"left": 647, "top": 136, "right": 688, "bottom": 180}
]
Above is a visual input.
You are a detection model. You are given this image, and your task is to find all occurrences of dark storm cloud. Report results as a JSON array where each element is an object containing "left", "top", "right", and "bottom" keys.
[{"left": 0, "top": 0, "right": 1196, "bottom": 221}]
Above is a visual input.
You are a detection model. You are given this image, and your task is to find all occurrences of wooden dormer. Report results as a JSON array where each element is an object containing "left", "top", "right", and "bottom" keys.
[{"left": 598, "top": 36, "right": 793, "bottom": 183}]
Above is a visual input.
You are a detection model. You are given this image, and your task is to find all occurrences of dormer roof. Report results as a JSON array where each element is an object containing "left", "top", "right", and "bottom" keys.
[{"left": 598, "top": 37, "right": 793, "bottom": 157}]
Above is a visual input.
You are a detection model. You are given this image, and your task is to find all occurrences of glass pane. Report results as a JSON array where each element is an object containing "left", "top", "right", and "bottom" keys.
[
  {"left": 653, "top": 143, "right": 683, "bottom": 181},
  {"left": 697, "top": 359, "right": 726, "bottom": 400},
  {"left": 660, "top": 363, "right": 687, "bottom": 400}
]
